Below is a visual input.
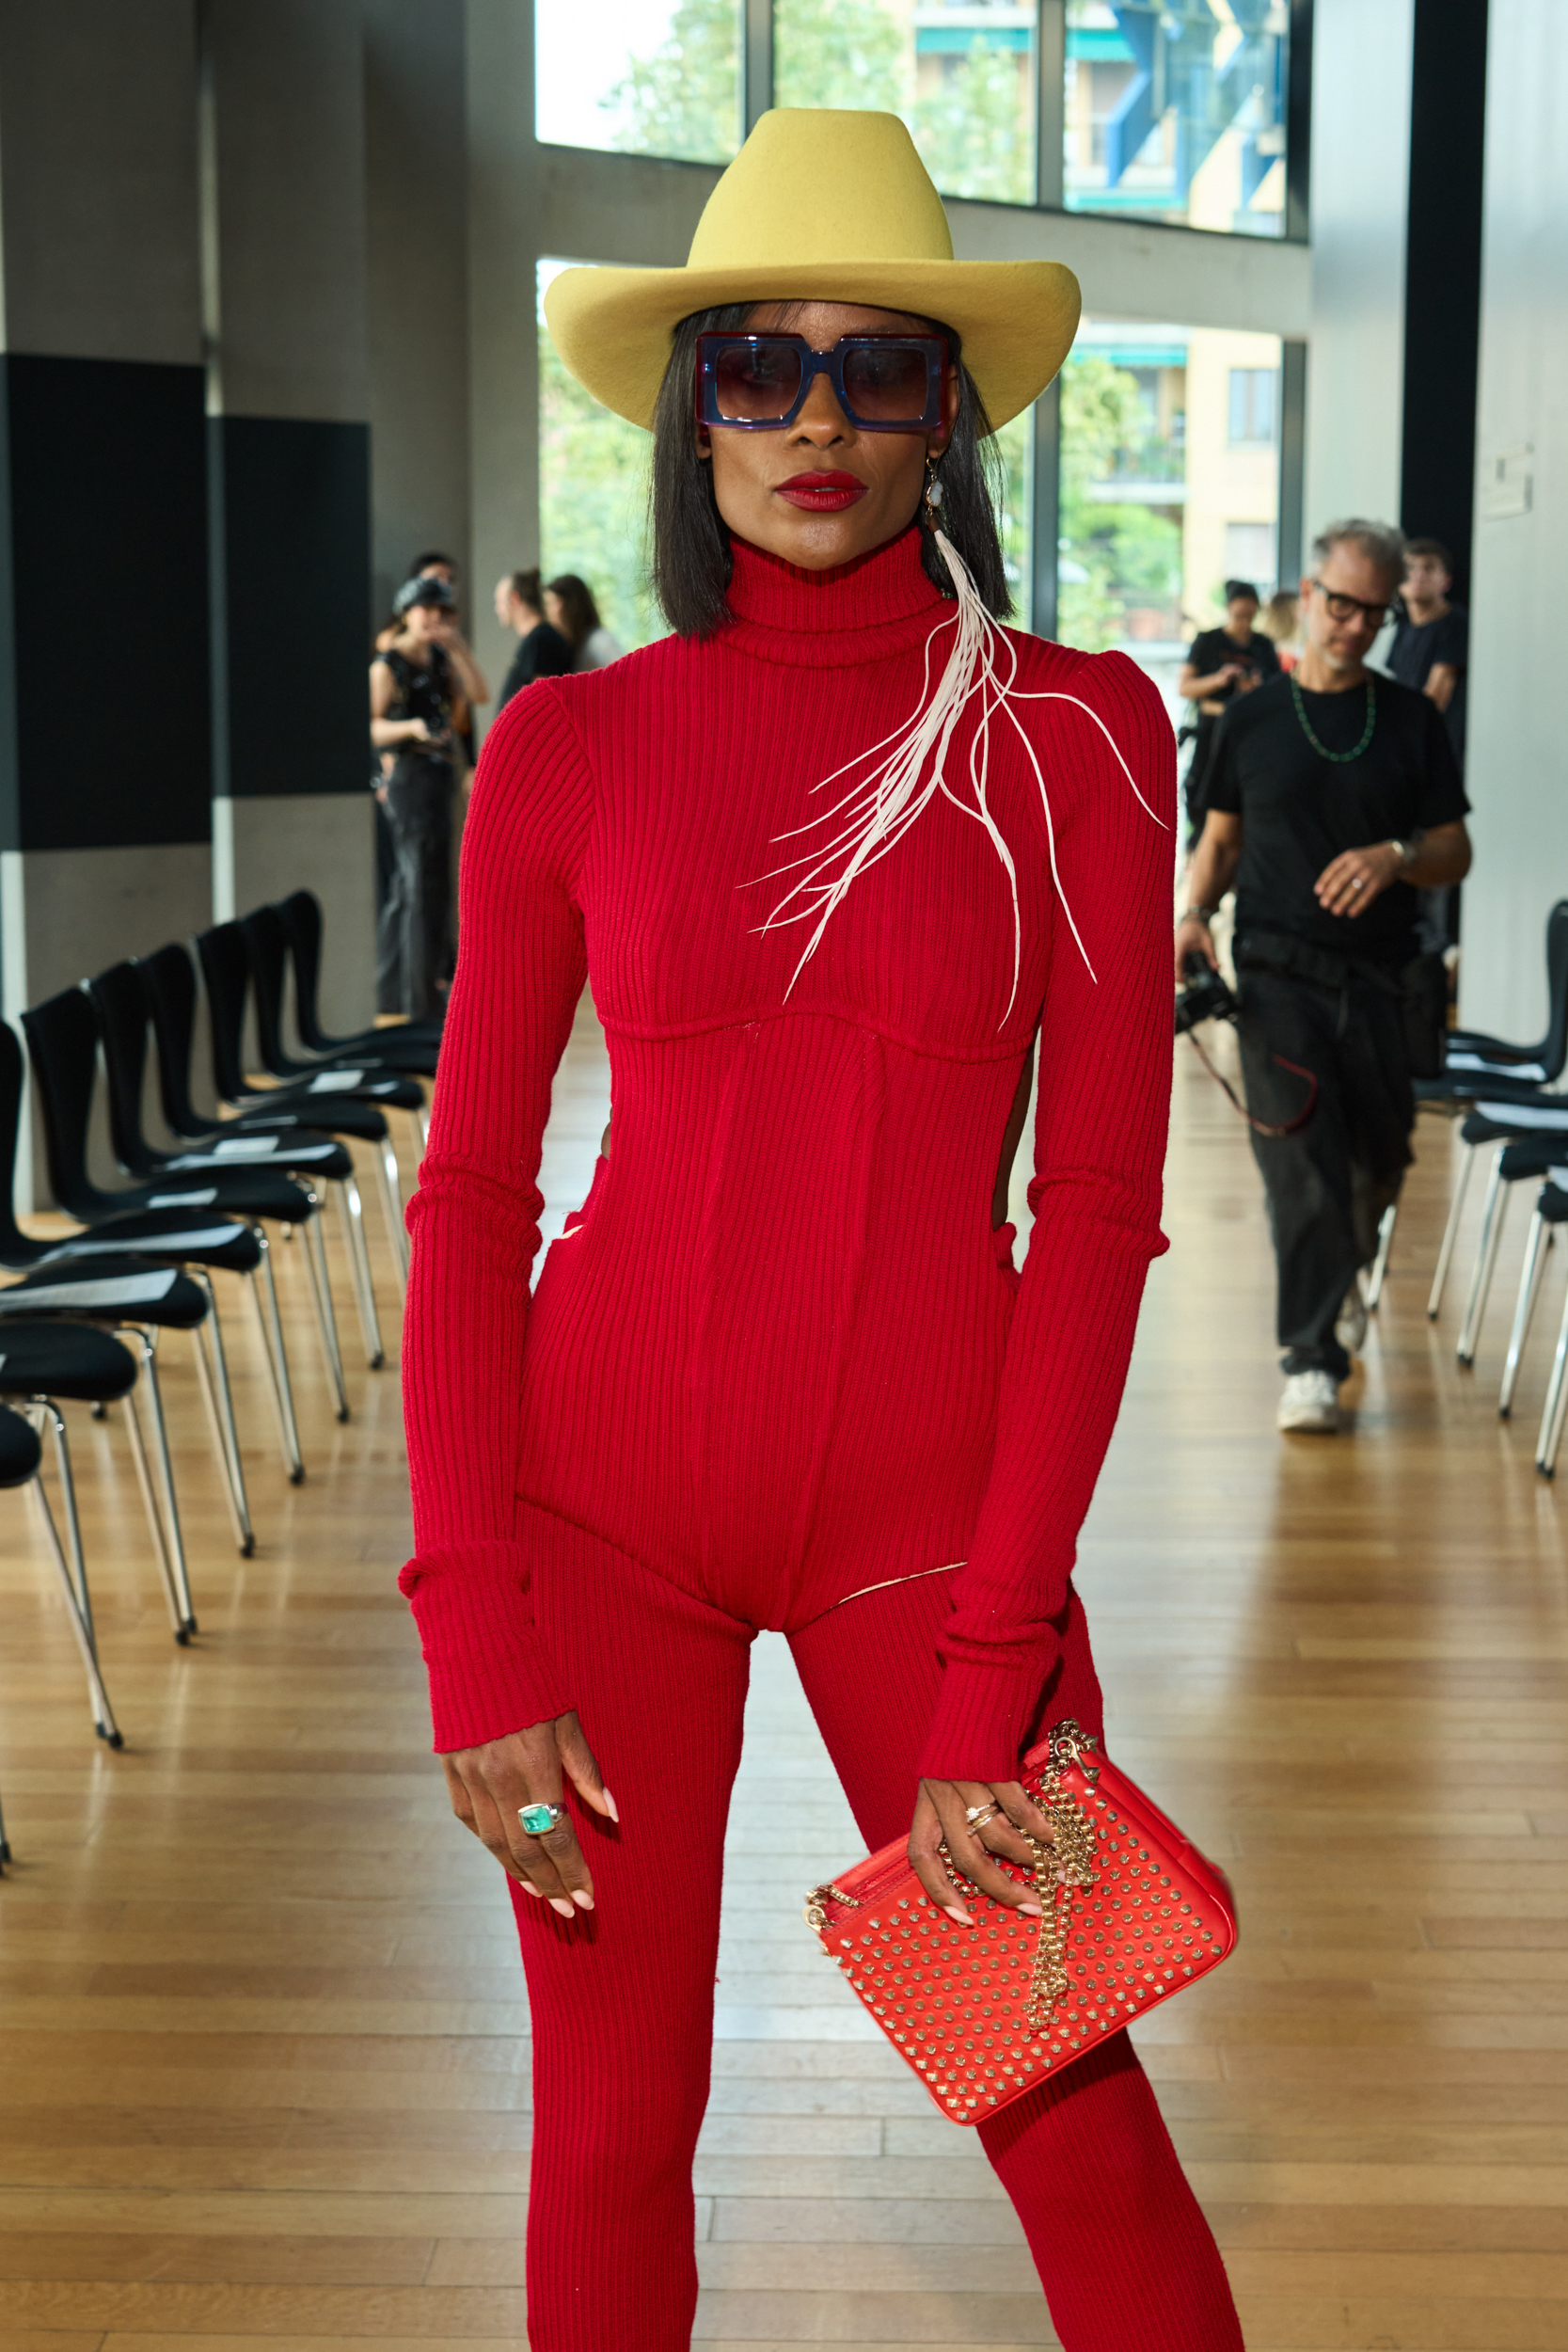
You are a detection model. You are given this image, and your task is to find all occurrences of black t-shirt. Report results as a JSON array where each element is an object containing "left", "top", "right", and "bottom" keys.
[
  {"left": 1387, "top": 599, "right": 1468, "bottom": 767},
  {"left": 1205, "top": 671, "right": 1469, "bottom": 963},
  {"left": 498, "top": 620, "right": 575, "bottom": 710},
  {"left": 380, "top": 644, "right": 454, "bottom": 758},
  {"left": 1185, "top": 626, "right": 1280, "bottom": 707}
]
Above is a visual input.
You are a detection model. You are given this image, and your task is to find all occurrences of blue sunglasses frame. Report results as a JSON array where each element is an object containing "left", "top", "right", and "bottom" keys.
[{"left": 695, "top": 332, "right": 948, "bottom": 432}]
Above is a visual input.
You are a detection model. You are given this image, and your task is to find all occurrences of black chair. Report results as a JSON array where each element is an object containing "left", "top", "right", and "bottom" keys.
[
  {"left": 20, "top": 988, "right": 325, "bottom": 1479},
  {"left": 0, "top": 1323, "right": 161, "bottom": 1747},
  {"left": 0, "top": 1023, "right": 260, "bottom": 1558},
  {"left": 81, "top": 961, "right": 363, "bottom": 1406},
  {"left": 195, "top": 924, "right": 404, "bottom": 1357},
  {"left": 237, "top": 907, "right": 411, "bottom": 1290},
  {"left": 1446, "top": 899, "right": 1568, "bottom": 1082},
  {"left": 1439, "top": 1101, "right": 1568, "bottom": 1362},
  {"left": 276, "top": 890, "right": 441, "bottom": 1067},
  {"left": 0, "top": 1401, "right": 47, "bottom": 1860},
  {"left": 130, "top": 946, "right": 410, "bottom": 1295}
]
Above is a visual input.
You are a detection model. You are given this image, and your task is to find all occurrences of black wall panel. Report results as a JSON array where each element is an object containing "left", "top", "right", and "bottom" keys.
[
  {"left": 1401, "top": 0, "right": 1490, "bottom": 596},
  {"left": 210, "top": 415, "right": 371, "bottom": 799},
  {"left": 0, "top": 354, "right": 211, "bottom": 853}
]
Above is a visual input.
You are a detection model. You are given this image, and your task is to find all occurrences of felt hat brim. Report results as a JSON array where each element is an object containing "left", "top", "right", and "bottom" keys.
[{"left": 545, "top": 257, "right": 1081, "bottom": 434}]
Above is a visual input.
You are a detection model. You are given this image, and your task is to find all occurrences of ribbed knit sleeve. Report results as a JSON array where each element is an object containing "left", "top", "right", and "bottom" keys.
[
  {"left": 918, "top": 651, "right": 1176, "bottom": 1783},
  {"left": 398, "top": 687, "right": 593, "bottom": 1753}
]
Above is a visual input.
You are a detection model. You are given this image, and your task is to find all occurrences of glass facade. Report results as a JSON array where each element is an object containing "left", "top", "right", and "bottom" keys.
[
  {"left": 1063, "top": 3, "right": 1290, "bottom": 238},
  {"left": 535, "top": 0, "right": 743, "bottom": 165},
  {"left": 1059, "top": 319, "right": 1281, "bottom": 714},
  {"left": 775, "top": 2, "right": 1040, "bottom": 206}
]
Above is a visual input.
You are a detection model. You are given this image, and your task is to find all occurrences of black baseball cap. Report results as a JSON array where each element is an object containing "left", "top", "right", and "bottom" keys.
[{"left": 394, "top": 574, "right": 454, "bottom": 613}]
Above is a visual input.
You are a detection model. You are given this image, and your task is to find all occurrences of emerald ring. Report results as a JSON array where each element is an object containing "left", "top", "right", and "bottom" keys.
[{"left": 518, "top": 1801, "right": 567, "bottom": 1836}]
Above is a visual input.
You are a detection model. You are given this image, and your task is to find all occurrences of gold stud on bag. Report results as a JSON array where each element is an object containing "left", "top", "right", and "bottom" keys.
[{"left": 803, "top": 1721, "right": 1238, "bottom": 2125}]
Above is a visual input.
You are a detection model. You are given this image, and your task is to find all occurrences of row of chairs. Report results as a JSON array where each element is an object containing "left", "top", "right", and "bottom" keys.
[
  {"left": 1382, "top": 900, "right": 1568, "bottom": 1472},
  {"left": 0, "top": 890, "right": 438, "bottom": 1791}
]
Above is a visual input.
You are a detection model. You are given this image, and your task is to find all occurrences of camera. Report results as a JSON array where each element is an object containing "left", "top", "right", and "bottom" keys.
[{"left": 1174, "top": 949, "right": 1239, "bottom": 1036}]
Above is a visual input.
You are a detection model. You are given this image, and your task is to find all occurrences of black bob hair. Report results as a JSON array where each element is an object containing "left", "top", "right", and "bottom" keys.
[{"left": 648, "top": 303, "right": 1012, "bottom": 640}]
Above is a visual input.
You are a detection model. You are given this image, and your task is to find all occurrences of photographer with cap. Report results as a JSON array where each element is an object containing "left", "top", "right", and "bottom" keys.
[
  {"left": 1176, "top": 520, "right": 1472, "bottom": 1434},
  {"left": 371, "top": 574, "right": 473, "bottom": 1021}
]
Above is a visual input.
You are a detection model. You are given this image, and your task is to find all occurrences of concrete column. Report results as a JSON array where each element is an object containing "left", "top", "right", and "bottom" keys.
[
  {"left": 1302, "top": 0, "right": 1416, "bottom": 532},
  {"left": 0, "top": 3, "right": 211, "bottom": 1201},
  {"left": 465, "top": 0, "right": 546, "bottom": 738},
  {"left": 201, "top": 0, "right": 375, "bottom": 1026},
  {"left": 364, "top": 0, "right": 472, "bottom": 630}
]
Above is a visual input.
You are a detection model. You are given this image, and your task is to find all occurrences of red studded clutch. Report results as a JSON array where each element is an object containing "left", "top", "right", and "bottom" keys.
[{"left": 803, "top": 1719, "right": 1237, "bottom": 2125}]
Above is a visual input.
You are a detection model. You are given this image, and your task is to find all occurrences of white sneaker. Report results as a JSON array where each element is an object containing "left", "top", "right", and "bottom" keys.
[
  {"left": 1277, "top": 1370, "right": 1341, "bottom": 1433},
  {"left": 1335, "top": 1279, "right": 1369, "bottom": 1356}
]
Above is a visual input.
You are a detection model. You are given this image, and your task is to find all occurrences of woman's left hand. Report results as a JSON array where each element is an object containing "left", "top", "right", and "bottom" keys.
[
  {"left": 909, "top": 1777, "right": 1058, "bottom": 1925},
  {"left": 1314, "top": 840, "right": 1402, "bottom": 917}
]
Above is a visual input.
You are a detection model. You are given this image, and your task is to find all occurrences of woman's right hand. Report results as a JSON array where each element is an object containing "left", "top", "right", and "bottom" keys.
[{"left": 441, "top": 1709, "right": 617, "bottom": 1917}]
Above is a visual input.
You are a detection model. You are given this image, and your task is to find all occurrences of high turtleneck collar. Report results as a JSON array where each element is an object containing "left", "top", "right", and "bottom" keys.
[{"left": 718, "top": 526, "right": 953, "bottom": 668}]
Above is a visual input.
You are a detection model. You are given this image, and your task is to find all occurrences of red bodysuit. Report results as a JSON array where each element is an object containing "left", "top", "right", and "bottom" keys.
[
  {"left": 398, "top": 529, "right": 1242, "bottom": 2352},
  {"left": 402, "top": 528, "right": 1175, "bottom": 1776}
]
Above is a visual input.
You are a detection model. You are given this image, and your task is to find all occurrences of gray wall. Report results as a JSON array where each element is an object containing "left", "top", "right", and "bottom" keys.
[
  {"left": 1454, "top": 0, "right": 1568, "bottom": 1041},
  {"left": 1302, "top": 0, "right": 1415, "bottom": 533}
]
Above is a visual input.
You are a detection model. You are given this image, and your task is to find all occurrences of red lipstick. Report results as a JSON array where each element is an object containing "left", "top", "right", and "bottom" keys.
[{"left": 775, "top": 471, "right": 867, "bottom": 512}]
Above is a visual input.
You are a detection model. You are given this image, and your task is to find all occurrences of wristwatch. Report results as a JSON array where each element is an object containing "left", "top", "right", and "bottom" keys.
[
  {"left": 1389, "top": 832, "right": 1425, "bottom": 871},
  {"left": 1180, "top": 903, "right": 1219, "bottom": 925}
]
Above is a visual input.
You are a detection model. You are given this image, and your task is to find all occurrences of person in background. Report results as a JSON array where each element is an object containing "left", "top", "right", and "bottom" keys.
[
  {"left": 372, "top": 577, "right": 464, "bottom": 1022},
  {"left": 1388, "top": 539, "right": 1467, "bottom": 951},
  {"left": 1259, "top": 589, "right": 1301, "bottom": 673},
  {"left": 494, "top": 568, "right": 575, "bottom": 710},
  {"left": 1177, "top": 519, "right": 1472, "bottom": 1437},
  {"left": 545, "top": 574, "right": 625, "bottom": 671},
  {"left": 1177, "top": 579, "right": 1280, "bottom": 837}
]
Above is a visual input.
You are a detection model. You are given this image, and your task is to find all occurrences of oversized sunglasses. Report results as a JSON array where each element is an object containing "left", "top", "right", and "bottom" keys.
[{"left": 695, "top": 332, "right": 948, "bottom": 431}]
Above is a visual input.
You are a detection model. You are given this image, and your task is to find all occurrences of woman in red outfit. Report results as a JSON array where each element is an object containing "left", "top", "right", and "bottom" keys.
[{"left": 400, "top": 110, "right": 1243, "bottom": 2351}]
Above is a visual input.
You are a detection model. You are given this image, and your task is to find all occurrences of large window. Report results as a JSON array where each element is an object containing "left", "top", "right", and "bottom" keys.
[
  {"left": 535, "top": 0, "right": 743, "bottom": 165},
  {"left": 1059, "top": 320, "right": 1281, "bottom": 713},
  {"left": 774, "top": 2, "right": 1040, "bottom": 205},
  {"left": 1063, "top": 3, "right": 1290, "bottom": 238},
  {"left": 538, "top": 262, "right": 660, "bottom": 650}
]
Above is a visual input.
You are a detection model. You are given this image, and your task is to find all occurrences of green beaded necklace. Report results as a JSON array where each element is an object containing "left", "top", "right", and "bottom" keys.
[{"left": 1291, "top": 672, "right": 1376, "bottom": 763}]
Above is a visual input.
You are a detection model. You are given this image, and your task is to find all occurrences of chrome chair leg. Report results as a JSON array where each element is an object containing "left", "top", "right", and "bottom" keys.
[
  {"left": 1457, "top": 1150, "right": 1508, "bottom": 1365},
  {"left": 1366, "top": 1201, "right": 1398, "bottom": 1311},
  {"left": 302, "top": 1210, "right": 349, "bottom": 1422},
  {"left": 1537, "top": 1277, "right": 1568, "bottom": 1474},
  {"left": 118, "top": 1387, "right": 186, "bottom": 1638},
  {"left": 1500, "top": 1216, "right": 1551, "bottom": 1419},
  {"left": 24, "top": 1437, "right": 121, "bottom": 1746},
  {"left": 191, "top": 1271, "right": 254, "bottom": 1555},
  {"left": 31, "top": 1401, "right": 92, "bottom": 1639},
  {"left": 1428, "top": 1139, "right": 1475, "bottom": 1319},
  {"left": 374, "top": 1139, "right": 408, "bottom": 1294},
  {"left": 335, "top": 1177, "right": 384, "bottom": 1369},
  {"left": 125, "top": 1326, "right": 196, "bottom": 1634},
  {"left": 249, "top": 1229, "right": 304, "bottom": 1484}
]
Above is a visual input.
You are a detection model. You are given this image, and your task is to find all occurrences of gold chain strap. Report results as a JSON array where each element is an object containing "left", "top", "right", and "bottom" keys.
[{"left": 1022, "top": 1757, "right": 1100, "bottom": 2031}]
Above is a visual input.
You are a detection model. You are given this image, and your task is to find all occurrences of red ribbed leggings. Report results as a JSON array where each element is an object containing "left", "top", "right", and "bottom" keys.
[{"left": 511, "top": 1516, "right": 1243, "bottom": 2350}]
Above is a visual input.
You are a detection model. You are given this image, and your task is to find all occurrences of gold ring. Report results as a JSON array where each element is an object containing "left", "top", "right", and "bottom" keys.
[{"left": 965, "top": 1804, "right": 1003, "bottom": 1836}]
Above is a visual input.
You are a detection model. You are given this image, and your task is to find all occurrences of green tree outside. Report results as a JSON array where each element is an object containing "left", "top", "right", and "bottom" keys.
[{"left": 1056, "top": 354, "right": 1181, "bottom": 651}]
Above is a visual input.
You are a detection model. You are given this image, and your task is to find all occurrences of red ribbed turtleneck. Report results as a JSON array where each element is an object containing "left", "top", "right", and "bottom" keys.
[{"left": 400, "top": 528, "right": 1175, "bottom": 1782}]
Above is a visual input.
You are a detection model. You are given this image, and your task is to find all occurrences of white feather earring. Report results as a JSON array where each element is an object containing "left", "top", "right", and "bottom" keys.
[{"left": 750, "top": 518, "right": 1166, "bottom": 1027}]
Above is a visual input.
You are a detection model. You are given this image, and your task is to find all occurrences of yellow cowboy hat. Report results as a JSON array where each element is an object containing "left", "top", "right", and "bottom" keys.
[{"left": 544, "top": 107, "right": 1081, "bottom": 433}]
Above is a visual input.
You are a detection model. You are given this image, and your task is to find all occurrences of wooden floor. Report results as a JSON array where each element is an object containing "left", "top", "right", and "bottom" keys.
[{"left": 2, "top": 1006, "right": 1566, "bottom": 2351}]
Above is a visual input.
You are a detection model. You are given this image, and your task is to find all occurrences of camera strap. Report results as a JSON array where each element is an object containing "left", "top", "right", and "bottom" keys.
[{"left": 1184, "top": 1028, "right": 1319, "bottom": 1138}]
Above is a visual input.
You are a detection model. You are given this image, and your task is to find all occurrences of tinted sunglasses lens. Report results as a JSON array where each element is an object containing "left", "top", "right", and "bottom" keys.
[
  {"left": 842, "top": 342, "right": 930, "bottom": 421},
  {"left": 710, "top": 339, "right": 803, "bottom": 421}
]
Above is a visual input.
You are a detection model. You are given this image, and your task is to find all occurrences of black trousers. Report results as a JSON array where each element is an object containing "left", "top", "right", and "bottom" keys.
[
  {"left": 375, "top": 754, "right": 452, "bottom": 1023},
  {"left": 1236, "top": 961, "right": 1414, "bottom": 1381}
]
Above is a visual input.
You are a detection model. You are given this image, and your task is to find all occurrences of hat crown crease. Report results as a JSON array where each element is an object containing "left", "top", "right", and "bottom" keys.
[{"left": 688, "top": 110, "right": 953, "bottom": 272}]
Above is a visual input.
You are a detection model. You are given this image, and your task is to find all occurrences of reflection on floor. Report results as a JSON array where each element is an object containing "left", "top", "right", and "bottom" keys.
[{"left": 0, "top": 997, "right": 1565, "bottom": 2351}]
